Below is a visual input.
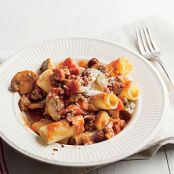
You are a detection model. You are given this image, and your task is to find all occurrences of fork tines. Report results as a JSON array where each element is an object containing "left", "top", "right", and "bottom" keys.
[{"left": 136, "top": 27, "right": 160, "bottom": 55}]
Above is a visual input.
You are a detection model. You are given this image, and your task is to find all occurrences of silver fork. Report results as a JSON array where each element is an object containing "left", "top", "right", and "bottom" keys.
[{"left": 136, "top": 27, "right": 174, "bottom": 90}]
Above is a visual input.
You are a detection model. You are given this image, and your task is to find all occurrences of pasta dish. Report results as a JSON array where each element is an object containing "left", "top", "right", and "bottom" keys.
[{"left": 10, "top": 57, "right": 139, "bottom": 145}]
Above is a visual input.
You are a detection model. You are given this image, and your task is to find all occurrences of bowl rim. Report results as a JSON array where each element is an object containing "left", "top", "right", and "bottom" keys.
[{"left": 0, "top": 37, "right": 167, "bottom": 167}]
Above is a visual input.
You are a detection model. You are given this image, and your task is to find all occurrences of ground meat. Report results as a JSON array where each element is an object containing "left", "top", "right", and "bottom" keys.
[
  {"left": 108, "top": 77, "right": 123, "bottom": 95},
  {"left": 103, "top": 122, "right": 115, "bottom": 139},
  {"left": 68, "top": 94, "right": 89, "bottom": 110},
  {"left": 53, "top": 97, "right": 64, "bottom": 111},
  {"left": 84, "top": 114, "right": 95, "bottom": 121},
  {"left": 28, "top": 85, "right": 46, "bottom": 101},
  {"left": 19, "top": 95, "right": 31, "bottom": 111},
  {"left": 58, "top": 104, "right": 85, "bottom": 117},
  {"left": 113, "top": 82, "right": 122, "bottom": 95},
  {"left": 50, "top": 75, "right": 62, "bottom": 87},
  {"left": 85, "top": 120, "right": 95, "bottom": 131},
  {"left": 66, "top": 113, "right": 73, "bottom": 124},
  {"left": 113, "top": 124, "right": 121, "bottom": 134},
  {"left": 47, "top": 87, "right": 64, "bottom": 99},
  {"left": 104, "top": 127, "right": 115, "bottom": 139},
  {"left": 65, "top": 80, "right": 81, "bottom": 97},
  {"left": 93, "top": 130, "right": 105, "bottom": 143},
  {"left": 52, "top": 68, "right": 65, "bottom": 81},
  {"left": 113, "top": 119, "right": 125, "bottom": 134},
  {"left": 68, "top": 76, "right": 83, "bottom": 86},
  {"left": 69, "top": 94, "right": 85, "bottom": 103},
  {"left": 77, "top": 98, "right": 88, "bottom": 110}
]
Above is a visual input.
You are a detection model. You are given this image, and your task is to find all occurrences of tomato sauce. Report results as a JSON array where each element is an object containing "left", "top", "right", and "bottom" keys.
[{"left": 26, "top": 109, "right": 44, "bottom": 123}]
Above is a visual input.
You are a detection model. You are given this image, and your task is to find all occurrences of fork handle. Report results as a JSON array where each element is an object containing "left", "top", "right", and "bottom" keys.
[{"left": 156, "top": 58, "right": 174, "bottom": 90}]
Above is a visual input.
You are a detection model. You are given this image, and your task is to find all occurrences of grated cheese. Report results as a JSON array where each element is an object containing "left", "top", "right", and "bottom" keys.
[
  {"left": 108, "top": 77, "right": 116, "bottom": 86},
  {"left": 80, "top": 86, "right": 103, "bottom": 96},
  {"left": 80, "top": 68, "right": 110, "bottom": 96},
  {"left": 85, "top": 68, "right": 103, "bottom": 83},
  {"left": 80, "top": 68, "right": 107, "bottom": 96}
]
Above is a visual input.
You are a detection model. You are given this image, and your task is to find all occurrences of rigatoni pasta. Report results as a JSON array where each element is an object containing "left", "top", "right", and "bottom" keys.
[
  {"left": 36, "top": 69, "right": 53, "bottom": 93},
  {"left": 70, "top": 131, "right": 97, "bottom": 145},
  {"left": 121, "top": 81, "right": 139, "bottom": 100},
  {"left": 90, "top": 93, "right": 119, "bottom": 110},
  {"left": 39, "top": 121, "right": 75, "bottom": 144},
  {"left": 31, "top": 119, "right": 53, "bottom": 134},
  {"left": 10, "top": 56, "right": 139, "bottom": 145},
  {"left": 95, "top": 111, "right": 110, "bottom": 130},
  {"left": 107, "top": 56, "right": 132, "bottom": 76}
]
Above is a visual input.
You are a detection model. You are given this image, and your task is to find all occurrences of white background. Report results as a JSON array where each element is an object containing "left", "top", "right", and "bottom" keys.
[{"left": 1, "top": 0, "right": 174, "bottom": 174}]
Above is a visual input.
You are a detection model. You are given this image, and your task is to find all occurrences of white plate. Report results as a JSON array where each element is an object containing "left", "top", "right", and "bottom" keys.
[{"left": 0, "top": 38, "right": 166, "bottom": 167}]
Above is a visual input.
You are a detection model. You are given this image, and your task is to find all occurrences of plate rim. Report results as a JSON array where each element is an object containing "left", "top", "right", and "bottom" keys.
[{"left": 0, "top": 37, "right": 167, "bottom": 167}]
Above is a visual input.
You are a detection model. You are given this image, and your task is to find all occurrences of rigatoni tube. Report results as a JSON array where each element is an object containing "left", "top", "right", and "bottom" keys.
[
  {"left": 90, "top": 93, "right": 119, "bottom": 110},
  {"left": 31, "top": 119, "right": 53, "bottom": 134},
  {"left": 39, "top": 120, "right": 74, "bottom": 144}
]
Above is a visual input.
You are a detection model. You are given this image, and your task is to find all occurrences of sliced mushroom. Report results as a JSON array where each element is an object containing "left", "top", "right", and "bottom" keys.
[
  {"left": 44, "top": 97, "right": 64, "bottom": 121},
  {"left": 88, "top": 58, "right": 101, "bottom": 68},
  {"left": 19, "top": 94, "right": 45, "bottom": 111},
  {"left": 19, "top": 95, "right": 31, "bottom": 111},
  {"left": 40, "top": 58, "right": 55, "bottom": 73},
  {"left": 92, "top": 74, "right": 108, "bottom": 91},
  {"left": 28, "top": 101, "right": 45, "bottom": 109},
  {"left": 11, "top": 70, "right": 38, "bottom": 94}
]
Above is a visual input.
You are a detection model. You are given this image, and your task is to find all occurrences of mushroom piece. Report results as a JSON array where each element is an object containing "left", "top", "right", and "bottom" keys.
[
  {"left": 19, "top": 95, "right": 45, "bottom": 111},
  {"left": 19, "top": 95, "right": 31, "bottom": 111},
  {"left": 44, "top": 97, "right": 64, "bottom": 121},
  {"left": 88, "top": 58, "right": 101, "bottom": 68},
  {"left": 11, "top": 70, "right": 38, "bottom": 94},
  {"left": 28, "top": 101, "right": 45, "bottom": 109},
  {"left": 40, "top": 58, "right": 55, "bottom": 73},
  {"left": 92, "top": 74, "right": 108, "bottom": 91}
]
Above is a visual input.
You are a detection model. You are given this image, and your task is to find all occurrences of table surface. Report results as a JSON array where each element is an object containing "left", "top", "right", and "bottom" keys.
[{"left": 1, "top": 0, "right": 174, "bottom": 174}]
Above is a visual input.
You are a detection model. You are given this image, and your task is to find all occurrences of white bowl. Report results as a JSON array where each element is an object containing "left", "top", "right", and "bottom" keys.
[{"left": 0, "top": 38, "right": 166, "bottom": 167}]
